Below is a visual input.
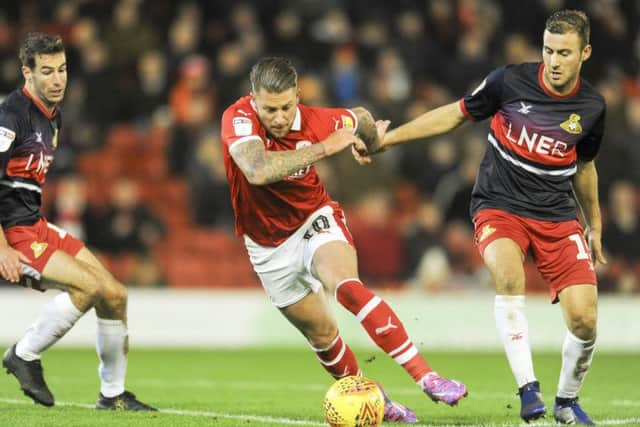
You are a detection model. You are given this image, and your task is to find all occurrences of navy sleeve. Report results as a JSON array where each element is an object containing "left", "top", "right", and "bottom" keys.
[
  {"left": 577, "top": 105, "right": 605, "bottom": 161},
  {"left": 461, "top": 66, "right": 506, "bottom": 121},
  {"left": 0, "top": 110, "right": 19, "bottom": 176}
]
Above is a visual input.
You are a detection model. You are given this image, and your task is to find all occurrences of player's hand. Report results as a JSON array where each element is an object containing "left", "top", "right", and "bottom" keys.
[
  {"left": 322, "top": 129, "right": 365, "bottom": 156},
  {"left": 587, "top": 228, "right": 607, "bottom": 265},
  {"left": 351, "top": 145, "right": 371, "bottom": 165},
  {"left": 351, "top": 120, "right": 391, "bottom": 165},
  {"left": 0, "top": 245, "right": 31, "bottom": 283}
]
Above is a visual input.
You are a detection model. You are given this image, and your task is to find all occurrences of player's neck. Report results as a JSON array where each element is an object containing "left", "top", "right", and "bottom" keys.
[
  {"left": 541, "top": 72, "right": 579, "bottom": 97},
  {"left": 22, "top": 85, "right": 57, "bottom": 116}
]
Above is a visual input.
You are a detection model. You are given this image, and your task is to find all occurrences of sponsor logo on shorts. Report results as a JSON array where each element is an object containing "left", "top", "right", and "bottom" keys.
[
  {"left": 30, "top": 242, "right": 48, "bottom": 258},
  {"left": 479, "top": 224, "right": 496, "bottom": 242}
]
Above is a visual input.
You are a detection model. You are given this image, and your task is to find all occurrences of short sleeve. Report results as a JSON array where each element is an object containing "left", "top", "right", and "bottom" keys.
[
  {"left": 460, "top": 66, "right": 506, "bottom": 121},
  {"left": 577, "top": 105, "right": 605, "bottom": 161},
  {"left": 307, "top": 107, "right": 357, "bottom": 140},
  {"left": 220, "top": 106, "right": 263, "bottom": 152}
]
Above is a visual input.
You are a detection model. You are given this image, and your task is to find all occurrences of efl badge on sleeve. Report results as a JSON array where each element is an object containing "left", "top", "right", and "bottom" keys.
[
  {"left": 0, "top": 126, "right": 16, "bottom": 152},
  {"left": 341, "top": 115, "right": 354, "bottom": 129},
  {"left": 233, "top": 117, "right": 252, "bottom": 136}
]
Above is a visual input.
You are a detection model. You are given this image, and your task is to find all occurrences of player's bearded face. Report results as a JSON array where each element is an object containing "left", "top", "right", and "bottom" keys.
[
  {"left": 24, "top": 52, "right": 67, "bottom": 108},
  {"left": 542, "top": 30, "right": 591, "bottom": 95},
  {"left": 252, "top": 87, "right": 299, "bottom": 139}
]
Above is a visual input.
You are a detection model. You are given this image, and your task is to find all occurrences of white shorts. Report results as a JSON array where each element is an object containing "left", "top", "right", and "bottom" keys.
[{"left": 244, "top": 204, "right": 353, "bottom": 308}]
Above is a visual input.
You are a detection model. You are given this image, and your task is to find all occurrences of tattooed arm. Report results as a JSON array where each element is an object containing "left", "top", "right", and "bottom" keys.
[{"left": 230, "top": 129, "right": 363, "bottom": 185}]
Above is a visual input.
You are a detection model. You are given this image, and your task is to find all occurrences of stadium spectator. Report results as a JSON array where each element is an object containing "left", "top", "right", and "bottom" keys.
[
  {"left": 221, "top": 57, "right": 468, "bottom": 423},
  {"left": 364, "top": 9, "right": 605, "bottom": 425},
  {"left": 602, "top": 180, "right": 640, "bottom": 293},
  {"left": 0, "top": 32, "right": 154, "bottom": 411}
]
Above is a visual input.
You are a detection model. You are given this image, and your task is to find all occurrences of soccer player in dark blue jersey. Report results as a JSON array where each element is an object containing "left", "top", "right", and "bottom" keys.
[
  {"left": 0, "top": 32, "right": 154, "bottom": 411},
  {"left": 357, "top": 10, "right": 604, "bottom": 426}
]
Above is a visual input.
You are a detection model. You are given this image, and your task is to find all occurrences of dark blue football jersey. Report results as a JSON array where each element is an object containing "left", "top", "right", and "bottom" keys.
[
  {"left": 0, "top": 88, "right": 61, "bottom": 227},
  {"left": 460, "top": 62, "right": 605, "bottom": 221}
]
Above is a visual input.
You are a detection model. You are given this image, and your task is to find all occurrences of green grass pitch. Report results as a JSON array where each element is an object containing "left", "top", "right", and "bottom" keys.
[{"left": 0, "top": 348, "right": 638, "bottom": 426}]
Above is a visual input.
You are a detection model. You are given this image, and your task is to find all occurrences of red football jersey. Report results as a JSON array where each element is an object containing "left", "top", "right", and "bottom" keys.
[{"left": 221, "top": 95, "right": 357, "bottom": 246}]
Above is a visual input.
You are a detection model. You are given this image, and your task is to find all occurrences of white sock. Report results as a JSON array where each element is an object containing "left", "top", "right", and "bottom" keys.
[
  {"left": 557, "top": 330, "right": 596, "bottom": 398},
  {"left": 16, "top": 293, "right": 83, "bottom": 361},
  {"left": 494, "top": 295, "right": 536, "bottom": 388},
  {"left": 96, "top": 318, "right": 128, "bottom": 398}
]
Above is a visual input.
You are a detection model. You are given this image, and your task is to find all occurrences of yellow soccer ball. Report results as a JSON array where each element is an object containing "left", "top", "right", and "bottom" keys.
[{"left": 323, "top": 376, "right": 385, "bottom": 427}]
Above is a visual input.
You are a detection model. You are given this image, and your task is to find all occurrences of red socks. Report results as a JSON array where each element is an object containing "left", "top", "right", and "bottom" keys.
[
  {"left": 336, "top": 279, "right": 432, "bottom": 382},
  {"left": 312, "top": 333, "right": 361, "bottom": 379}
]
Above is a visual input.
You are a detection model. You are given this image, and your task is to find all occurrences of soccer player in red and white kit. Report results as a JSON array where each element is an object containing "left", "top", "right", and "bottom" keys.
[
  {"left": 0, "top": 33, "right": 154, "bottom": 411},
  {"left": 221, "top": 57, "right": 468, "bottom": 423},
  {"left": 357, "top": 10, "right": 604, "bottom": 426}
]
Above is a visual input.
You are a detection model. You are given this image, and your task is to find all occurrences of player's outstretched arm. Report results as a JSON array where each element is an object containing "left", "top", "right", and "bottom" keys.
[
  {"left": 230, "top": 129, "right": 363, "bottom": 185},
  {"left": 382, "top": 101, "right": 467, "bottom": 150},
  {"left": 573, "top": 160, "right": 607, "bottom": 265}
]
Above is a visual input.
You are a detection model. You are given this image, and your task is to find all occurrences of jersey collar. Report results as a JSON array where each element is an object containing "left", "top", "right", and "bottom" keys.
[
  {"left": 537, "top": 63, "right": 581, "bottom": 99},
  {"left": 22, "top": 87, "right": 58, "bottom": 119},
  {"left": 291, "top": 107, "right": 301, "bottom": 131}
]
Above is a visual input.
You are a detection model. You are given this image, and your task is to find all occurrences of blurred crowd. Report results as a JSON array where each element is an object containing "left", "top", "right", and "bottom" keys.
[{"left": 0, "top": 0, "right": 638, "bottom": 293}]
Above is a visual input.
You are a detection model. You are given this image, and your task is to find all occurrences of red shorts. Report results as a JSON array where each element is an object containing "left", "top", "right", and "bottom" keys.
[
  {"left": 473, "top": 209, "right": 597, "bottom": 303},
  {"left": 5, "top": 217, "right": 84, "bottom": 275}
]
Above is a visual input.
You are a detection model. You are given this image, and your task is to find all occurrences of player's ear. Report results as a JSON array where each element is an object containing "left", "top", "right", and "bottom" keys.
[
  {"left": 21, "top": 65, "right": 32, "bottom": 82},
  {"left": 581, "top": 44, "right": 592, "bottom": 62}
]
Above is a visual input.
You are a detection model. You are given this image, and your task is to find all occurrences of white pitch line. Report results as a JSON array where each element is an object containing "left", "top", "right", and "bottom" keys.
[{"left": 1, "top": 397, "right": 639, "bottom": 427}]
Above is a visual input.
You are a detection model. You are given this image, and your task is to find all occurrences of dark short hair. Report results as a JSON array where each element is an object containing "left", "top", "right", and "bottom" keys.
[
  {"left": 19, "top": 32, "right": 65, "bottom": 69},
  {"left": 250, "top": 57, "right": 297, "bottom": 93},
  {"left": 545, "top": 10, "right": 590, "bottom": 48}
]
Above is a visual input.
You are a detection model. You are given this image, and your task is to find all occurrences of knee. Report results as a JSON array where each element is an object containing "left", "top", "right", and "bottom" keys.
[
  {"left": 101, "top": 278, "right": 128, "bottom": 312},
  {"left": 493, "top": 268, "right": 524, "bottom": 294},
  {"left": 566, "top": 309, "right": 597, "bottom": 340}
]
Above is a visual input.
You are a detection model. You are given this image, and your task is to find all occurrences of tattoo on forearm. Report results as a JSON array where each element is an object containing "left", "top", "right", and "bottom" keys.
[
  {"left": 233, "top": 139, "right": 325, "bottom": 185},
  {"left": 352, "top": 107, "right": 380, "bottom": 152}
]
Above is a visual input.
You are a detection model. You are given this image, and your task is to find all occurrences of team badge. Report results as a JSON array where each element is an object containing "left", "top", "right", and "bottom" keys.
[
  {"left": 479, "top": 224, "right": 496, "bottom": 242},
  {"left": 30, "top": 242, "right": 48, "bottom": 259},
  {"left": 560, "top": 113, "right": 582, "bottom": 134},
  {"left": 341, "top": 115, "right": 354, "bottom": 129},
  {"left": 232, "top": 117, "right": 252, "bottom": 136},
  {"left": 0, "top": 126, "right": 16, "bottom": 152}
]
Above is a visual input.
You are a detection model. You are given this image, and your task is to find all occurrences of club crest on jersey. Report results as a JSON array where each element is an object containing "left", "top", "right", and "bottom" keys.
[
  {"left": 0, "top": 126, "right": 16, "bottom": 152},
  {"left": 30, "top": 241, "right": 48, "bottom": 258},
  {"left": 560, "top": 113, "right": 582, "bottom": 135},
  {"left": 232, "top": 117, "right": 252, "bottom": 136},
  {"left": 341, "top": 115, "right": 354, "bottom": 129}
]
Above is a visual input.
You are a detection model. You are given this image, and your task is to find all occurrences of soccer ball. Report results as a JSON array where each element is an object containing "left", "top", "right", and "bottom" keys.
[{"left": 323, "top": 376, "right": 385, "bottom": 427}]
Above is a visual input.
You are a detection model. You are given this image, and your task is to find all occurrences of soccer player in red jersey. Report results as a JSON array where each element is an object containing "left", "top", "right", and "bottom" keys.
[
  {"left": 221, "top": 57, "right": 468, "bottom": 423},
  {"left": 357, "top": 10, "right": 604, "bottom": 425},
  {"left": 0, "top": 32, "right": 154, "bottom": 411}
]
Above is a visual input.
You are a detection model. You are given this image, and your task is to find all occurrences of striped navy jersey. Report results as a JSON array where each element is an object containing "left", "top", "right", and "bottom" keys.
[
  {"left": 0, "top": 88, "right": 61, "bottom": 228},
  {"left": 460, "top": 62, "right": 605, "bottom": 221}
]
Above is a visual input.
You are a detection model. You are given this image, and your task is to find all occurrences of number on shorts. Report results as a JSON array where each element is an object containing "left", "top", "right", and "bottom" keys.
[{"left": 568, "top": 233, "right": 590, "bottom": 260}]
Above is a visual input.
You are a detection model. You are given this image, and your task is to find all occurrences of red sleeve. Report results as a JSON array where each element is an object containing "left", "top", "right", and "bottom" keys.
[
  {"left": 220, "top": 105, "right": 263, "bottom": 151},
  {"left": 306, "top": 107, "right": 357, "bottom": 141}
]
